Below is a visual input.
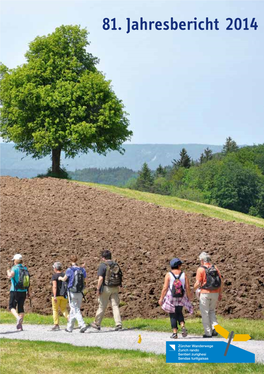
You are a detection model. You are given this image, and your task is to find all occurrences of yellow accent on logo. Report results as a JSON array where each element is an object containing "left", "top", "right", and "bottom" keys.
[{"left": 214, "top": 324, "right": 251, "bottom": 341}]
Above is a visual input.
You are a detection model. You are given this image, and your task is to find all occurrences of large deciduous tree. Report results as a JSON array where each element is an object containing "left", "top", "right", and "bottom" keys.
[{"left": 0, "top": 25, "right": 132, "bottom": 175}]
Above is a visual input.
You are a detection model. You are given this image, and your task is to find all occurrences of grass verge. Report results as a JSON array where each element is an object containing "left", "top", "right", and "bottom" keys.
[
  {"left": 0, "top": 339, "right": 263, "bottom": 374},
  {"left": 71, "top": 181, "right": 264, "bottom": 228},
  {"left": 1, "top": 311, "right": 263, "bottom": 340}
]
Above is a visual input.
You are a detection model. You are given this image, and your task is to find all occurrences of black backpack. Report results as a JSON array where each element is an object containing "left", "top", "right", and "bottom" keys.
[
  {"left": 104, "top": 262, "right": 122, "bottom": 287},
  {"left": 170, "top": 272, "right": 185, "bottom": 298},
  {"left": 69, "top": 268, "right": 84, "bottom": 293},
  {"left": 59, "top": 279, "right": 68, "bottom": 298},
  {"left": 201, "top": 265, "right": 221, "bottom": 290},
  {"left": 15, "top": 266, "right": 30, "bottom": 290}
]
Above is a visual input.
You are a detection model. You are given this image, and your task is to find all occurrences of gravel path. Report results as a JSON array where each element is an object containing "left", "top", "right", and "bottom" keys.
[{"left": 0, "top": 324, "right": 263, "bottom": 363}]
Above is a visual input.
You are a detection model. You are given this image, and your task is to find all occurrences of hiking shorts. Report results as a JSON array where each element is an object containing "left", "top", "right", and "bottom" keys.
[{"left": 9, "top": 291, "right": 27, "bottom": 313}]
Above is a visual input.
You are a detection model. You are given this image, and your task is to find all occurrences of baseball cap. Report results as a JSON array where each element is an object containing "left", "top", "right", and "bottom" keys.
[
  {"left": 53, "top": 262, "right": 62, "bottom": 270},
  {"left": 170, "top": 258, "right": 182, "bottom": 267},
  {"left": 12, "top": 254, "right": 22, "bottom": 260}
]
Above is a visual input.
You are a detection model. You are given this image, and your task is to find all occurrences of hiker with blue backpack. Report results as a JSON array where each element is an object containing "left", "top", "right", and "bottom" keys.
[
  {"left": 6, "top": 254, "right": 30, "bottom": 331},
  {"left": 159, "top": 258, "right": 193, "bottom": 339},
  {"left": 58, "top": 255, "right": 89, "bottom": 333}
]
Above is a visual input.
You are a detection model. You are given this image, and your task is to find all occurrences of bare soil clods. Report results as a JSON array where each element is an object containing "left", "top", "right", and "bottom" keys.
[{"left": 1, "top": 177, "right": 264, "bottom": 319}]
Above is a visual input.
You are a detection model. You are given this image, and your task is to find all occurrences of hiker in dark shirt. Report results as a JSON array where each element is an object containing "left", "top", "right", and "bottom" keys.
[
  {"left": 51, "top": 262, "right": 69, "bottom": 331},
  {"left": 90, "top": 250, "right": 122, "bottom": 331}
]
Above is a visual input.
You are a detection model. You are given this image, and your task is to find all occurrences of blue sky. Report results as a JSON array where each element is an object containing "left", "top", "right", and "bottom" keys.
[{"left": 0, "top": 0, "right": 263, "bottom": 145}]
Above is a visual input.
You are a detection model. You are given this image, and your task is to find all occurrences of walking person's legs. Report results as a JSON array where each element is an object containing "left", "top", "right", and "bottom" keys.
[
  {"left": 208, "top": 293, "right": 218, "bottom": 332},
  {"left": 58, "top": 296, "right": 69, "bottom": 322},
  {"left": 175, "top": 306, "right": 188, "bottom": 337},
  {"left": 52, "top": 297, "right": 60, "bottom": 328},
  {"left": 67, "top": 293, "right": 77, "bottom": 332},
  {"left": 200, "top": 293, "right": 212, "bottom": 336},
  {"left": 109, "top": 288, "right": 122, "bottom": 329},
  {"left": 74, "top": 293, "right": 86, "bottom": 329},
  {"left": 169, "top": 309, "right": 178, "bottom": 338},
  {"left": 9, "top": 292, "right": 26, "bottom": 330},
  {"left": 94, "top": 288, "right": 110, "bottom": 328}
]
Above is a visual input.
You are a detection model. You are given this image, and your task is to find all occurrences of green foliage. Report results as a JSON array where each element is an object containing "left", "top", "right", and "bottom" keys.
[
  {"left": 155, "top": 164, "right": 166, "bottom": 178},
  {"left": 200, "top": 147, "right": 213, "bottom": 164},
  {"left": 135, "top": 163, "right": 154, "bottom": 192},
  {"left": 153, "top": 177, "right": 171, "bottom": 195},
  {"left": 172, "top": 148, "right": 191, "bottom": 169},
  {"left": 132, "top": 143, "right": 264, "bottom": 218},
  {"left": 172, "top": 187, "right": 206, "bottom": 203},
  {"left": 0, "top": 25, "right": 132, "bottom": 175},
  {"left": 222, "top": 136, "right": 239, "bottom": 155},
  {"left": 69, "top": 167, "right": 138, "bottom": 186},
  {"left": 37, "top": 167, "right": 71, "bottom": 179}
]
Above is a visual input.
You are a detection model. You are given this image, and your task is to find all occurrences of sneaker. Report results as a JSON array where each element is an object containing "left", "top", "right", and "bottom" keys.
[
  {"left": 114, "top": 325, "right": 122, "bottom": 331},
  {"left": 203, "top": 334, "right": 212, "bottom": 338},
  {"left": 170, "top": 333, "right": 178, "bottom": 339},
  {"left": 212, "top": 329, "right": 218, "bottom": 337},
  {"left": 80, "top": 324, "right": 90, "bottom": 333},
  {"left": 65, "top": 329, "right": 72, "bottom": 333},
  {"left": 17, "top": 326, "right": 23, "bottom": 331},
  {"left": 90, "top": 322, "right": 101, "bottom": 331},
  {"left": 16, "top": 317, "right": 23, "bottom": 330},
  {"left": 51, "top": 325, "right": 60, "bottom": 331},
  {"left": 181, "top": 327, "right": 188, "bottom": 338}
]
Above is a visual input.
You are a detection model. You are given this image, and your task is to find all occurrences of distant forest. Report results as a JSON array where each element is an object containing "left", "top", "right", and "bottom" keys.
[
  {"left": 66, "top": 139, "right": 264, "bottom": 218},
  {"left": 129, "top": 139, "right": 264, "bottom": 218},
  {"left": 69, "top": 167, "right": 138, "bottom": 186}
]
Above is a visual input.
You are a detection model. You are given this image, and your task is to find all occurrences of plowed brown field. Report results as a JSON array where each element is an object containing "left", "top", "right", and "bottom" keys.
[{"left": 1, "top": 177, "right": 264, "bottom": 319}]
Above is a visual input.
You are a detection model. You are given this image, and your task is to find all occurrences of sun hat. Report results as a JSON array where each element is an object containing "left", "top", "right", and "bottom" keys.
[{"left": 12, "top": 254, "right": 22, "bottom": 260}]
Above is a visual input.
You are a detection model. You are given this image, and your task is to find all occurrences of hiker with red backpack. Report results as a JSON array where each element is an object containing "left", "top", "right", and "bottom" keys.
[
  {"left": 194, "top": 252, "right": 223, "bottom": 338},
  {"left": 159, "top": 258, "right": 193, "bottom": 339},
  {"left": 58, "top": 255, "right": 89, "bottom": 333},
  {"left": 91, "top": 250, "right": 123, "bottom": 331},
  {"left": 6, "top": 254, "right": 30, "bottom": 331}
]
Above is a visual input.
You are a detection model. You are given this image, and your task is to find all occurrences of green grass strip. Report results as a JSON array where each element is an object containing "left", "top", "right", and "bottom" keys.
[
  {"left": 71, "top": 181, "right": 264, "bottom": 228},
  {"left": 0, "top": 339, "right": 263, "bottom": 374}
]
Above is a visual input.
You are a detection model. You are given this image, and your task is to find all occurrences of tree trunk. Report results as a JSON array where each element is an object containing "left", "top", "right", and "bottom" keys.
[{"left": 52, "top": 148, "right": 61, "bottom": 175}]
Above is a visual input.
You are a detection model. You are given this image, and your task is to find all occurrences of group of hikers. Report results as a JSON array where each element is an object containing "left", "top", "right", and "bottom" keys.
[{"left": 7, "top": 250, "right": 222, "bottom": 338}]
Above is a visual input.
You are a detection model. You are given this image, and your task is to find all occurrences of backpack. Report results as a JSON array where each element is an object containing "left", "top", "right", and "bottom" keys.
[
  {"left": 15, "top": 266, "right": 30, "bottom": 290},
  {"left": 200, "top": 265, "right": 221, "bottom": 290},
  {"left": 104, "top": 262, "right": 122, "bottom": 287},
  {"left": 59, "top": 279, "right": 68, "bottom": 298},
  {"left": 170, "top": 271, "right": 185, "bottom": 298},
  {"left": 69, "top": 268, "right": 84, "bottom": 293}
]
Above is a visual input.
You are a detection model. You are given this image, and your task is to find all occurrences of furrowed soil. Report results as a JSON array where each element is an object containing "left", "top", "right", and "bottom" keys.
[{"left": 1, "top": 177, "right": 264, "bottom": 319}]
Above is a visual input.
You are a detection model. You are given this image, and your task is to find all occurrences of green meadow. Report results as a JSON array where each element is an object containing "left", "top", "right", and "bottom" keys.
[{"left": 72, "top": 181, "right": 264, "bottom": 228}]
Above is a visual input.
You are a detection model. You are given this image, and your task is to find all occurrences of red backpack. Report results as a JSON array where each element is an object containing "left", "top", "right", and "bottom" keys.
[{"left": 170, "top": 272, "right": 185, "bottom": 298}]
